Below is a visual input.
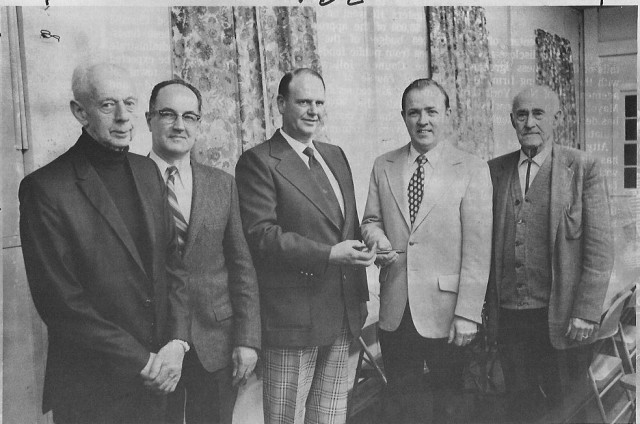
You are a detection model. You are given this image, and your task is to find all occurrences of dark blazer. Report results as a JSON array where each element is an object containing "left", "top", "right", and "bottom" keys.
[
  {"left": 182, "top": 161, "right": 261, "bottom": 372},
  {"left": 487, "top": 144, "right": 614, "bottom": 349},
  {"left": 19, "top": 136, "right": 191, "bottom": 414},
  {"left": 235, "top": 130, "right": 369, "bottom": 348}
]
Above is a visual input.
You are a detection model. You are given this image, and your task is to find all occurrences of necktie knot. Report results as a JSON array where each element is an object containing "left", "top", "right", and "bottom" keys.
[
  {"left": 417, "top": 155, "right": 428, "bottom": 166},
  {"left": 166, "top": 166, "right": 178, "bottom": 181},
  {"left": 303, "top": 147, "right": 315, "bottom": 159}
]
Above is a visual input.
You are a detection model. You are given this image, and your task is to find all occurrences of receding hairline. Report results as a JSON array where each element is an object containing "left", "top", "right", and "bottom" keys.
[
  {"left": 511, "top": 85, "right": 560, "bottom": 113},
  {"left": 71, "top": 63, "right": 133, "bottom": 103}
]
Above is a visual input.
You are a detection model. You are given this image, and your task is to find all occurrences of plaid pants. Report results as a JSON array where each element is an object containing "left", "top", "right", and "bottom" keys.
[{"left": 262, "top": 324, "right": 351, "bottom": 424}]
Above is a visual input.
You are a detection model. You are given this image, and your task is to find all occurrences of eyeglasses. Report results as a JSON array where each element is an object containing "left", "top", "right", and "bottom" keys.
[{"left": 150, "top": 109, "right": 201, "bottom": 126}]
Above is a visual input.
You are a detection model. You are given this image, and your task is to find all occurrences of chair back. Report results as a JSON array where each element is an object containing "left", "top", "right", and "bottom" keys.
[{"left": 596, "top": 289, "right": 633, "bottom": 340}]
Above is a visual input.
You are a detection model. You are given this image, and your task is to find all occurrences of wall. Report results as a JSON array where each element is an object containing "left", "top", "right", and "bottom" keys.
[{"left": 583, "top": 6, "right": 638, "bottom": 304}]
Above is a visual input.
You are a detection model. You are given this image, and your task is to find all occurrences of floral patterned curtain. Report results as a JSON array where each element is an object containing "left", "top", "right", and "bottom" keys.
[
  {"left": 171, "top": 7, "right": 321, "bottom": 172},
  {"left": 428, "top": 6, "right": 494, "bottom": 160},
  {"left": 535, "top": 29, "right": 577, "bottom": 148}
]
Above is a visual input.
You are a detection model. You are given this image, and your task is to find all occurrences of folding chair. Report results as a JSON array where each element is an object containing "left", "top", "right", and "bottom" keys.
[
  {"left": 347, "top": 336, "right": 387, "bottom": 420},
  {"left": 616, "top": 286, "right": 637, "bottom": 373},
  {"left": 588, "top": 289, "right": 636, "bottom": 423}
]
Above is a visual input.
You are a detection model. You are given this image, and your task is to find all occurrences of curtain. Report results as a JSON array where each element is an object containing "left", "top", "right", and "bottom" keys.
[
  {"left": 171, "top": 6, "right": 321, "bottom": 172},
  {"left": 428, "top": 6, "right": 494, "bottom": 160},
  {"left": 535, "top": 29, "right": 578, "bottom": 148}
]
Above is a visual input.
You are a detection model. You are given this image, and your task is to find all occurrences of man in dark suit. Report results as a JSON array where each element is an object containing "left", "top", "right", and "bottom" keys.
[
  {"left": 19, "top": 63, "right": 191, "bottom": 424},
  {"left": 235, "top": 68, "right": 375, "bottom": 424},
  {"left": 146, "top": 79, "right": 261, "bottom": 424},
  {"left": 487, "top": 85, "right": 614, "bottom": 422}
]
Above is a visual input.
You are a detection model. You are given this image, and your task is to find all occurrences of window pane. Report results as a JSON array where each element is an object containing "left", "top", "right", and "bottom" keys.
[
  {"left": 624, "top": 144, "right": 638, "bottom": 165},
  {"left": 625, "top": 119, "right": 637, "bottom": 140},
  {"left": 624, "top": 167, "right": 637, "bottom": 189},
  {"left": 625, "top": 95, "right": 637, "bottom": 118}
]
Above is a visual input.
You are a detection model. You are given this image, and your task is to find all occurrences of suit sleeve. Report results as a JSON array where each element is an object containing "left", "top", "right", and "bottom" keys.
[
  {"left": 570, "top": 157, "right": 614, "bottom": 321},
  {"left": 235, "top": 149, "right": 332, "bottom": 276},
  {"left": 361, "top": 158, "right": 391, "bottom": 247},
  {"left": 455, "top": 161, "right": 493, "bottom": 324},
  {"left": 223, "top": 177, "right": 261, "bottom": 350},
  {"left": 19, "top": 176, "right": 150, "bottom": 376}
]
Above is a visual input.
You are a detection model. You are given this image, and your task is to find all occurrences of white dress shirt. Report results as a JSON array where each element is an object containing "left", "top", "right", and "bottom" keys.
[
  {"left": 404, "top": 140, "right": 444, "bottom": 208},
  {"left": 518, "top": 144, "right": 551, "bottom": 197},
  {"left": 150, "top": 151, "right": 193, "bottom": 223},
  {"left": 280, "top": 129, "right": 345, "bottom": 216}
]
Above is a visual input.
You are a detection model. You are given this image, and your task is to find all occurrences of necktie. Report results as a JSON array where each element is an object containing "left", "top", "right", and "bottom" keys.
[
  {"left": 166, "top": 166, "right": 188, "bottom": 252},
  {"left": 408, "top": 155, "right": 428, "bottom": 224},
  {"left": 524, "top": 158, "right": 533, "bottom": 194},
  {"left": 303, "top": 147, "right": 344, "bottom": 227}
]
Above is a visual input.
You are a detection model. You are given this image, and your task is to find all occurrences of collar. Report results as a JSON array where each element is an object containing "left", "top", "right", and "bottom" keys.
[
  {"left": 519, "top": 143, "right": 551, "bottom": 167},
  {"left": 280, "top": 128, "right": 315, "bottom": 154},
  {"left": 149, "top": 150, "right": 192, "bottom": 180},
  {"left": 408, "top": 139, "right": 444, "bottom": 167}
]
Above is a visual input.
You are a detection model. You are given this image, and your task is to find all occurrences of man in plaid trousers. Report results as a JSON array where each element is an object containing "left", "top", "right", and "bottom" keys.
[{"left": 236, "top": 68, "right": 375, "bottom": 424}]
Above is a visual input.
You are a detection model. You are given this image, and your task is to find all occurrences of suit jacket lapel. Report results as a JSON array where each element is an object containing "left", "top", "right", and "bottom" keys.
[
  {"left": 72, "top": 148, "right": 148, "bottom": 276},
  {"left": 182, "top": 162, "right": 220, "bottom": 258},
  {"left": 384, "top": 144, "right": 411, "bottom": 231},
  {"left": 271, "top": 133, "right": 342, "bottom": 232},
  {"left": 412, "top": 142, "right": 457, "bottom": 232},
  {"left": 129, "top": 160, "right": 158, "bottom": 278},
  {"left": 549, "top": 145, "right": 574, "bottom": 258},
  {"left": 315, "top": 142, "right": 353, "bottom": 238}
]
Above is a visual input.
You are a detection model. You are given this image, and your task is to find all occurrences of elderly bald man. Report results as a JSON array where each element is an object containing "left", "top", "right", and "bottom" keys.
[
  {"left": 19, "top": 63, "right": 191, "bottom": 424},
  {"left": 486, "top": 85, "right": 613, "bottom": 422}
]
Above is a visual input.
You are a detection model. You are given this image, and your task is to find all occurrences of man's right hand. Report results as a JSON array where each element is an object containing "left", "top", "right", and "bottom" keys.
[
  {"left": 329, "top": 240, "right": 375, "bottom": 266},
  {"left": 373, "top": 239, "right": 399, "bottom": 268}
]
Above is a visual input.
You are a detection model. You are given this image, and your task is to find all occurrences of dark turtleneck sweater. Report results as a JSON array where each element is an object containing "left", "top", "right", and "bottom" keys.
[{"left": 77, "top": 130, "right": 152, "bottom": 276}]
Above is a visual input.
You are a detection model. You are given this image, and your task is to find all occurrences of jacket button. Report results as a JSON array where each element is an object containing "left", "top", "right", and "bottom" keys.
[
  {"left": 409, "top": 241, "right": 415, "bottom": 246},
  {"left": 515, "top": 199, "right": 521, "bottom": 206},
  {"left": 144, "top": 299, "right": 153, "bottom": 308}
]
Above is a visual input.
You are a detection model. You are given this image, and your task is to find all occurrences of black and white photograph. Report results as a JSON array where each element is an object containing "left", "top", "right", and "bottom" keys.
[{"left": 1, "top": 1, "right": 637, "bottom": 423}]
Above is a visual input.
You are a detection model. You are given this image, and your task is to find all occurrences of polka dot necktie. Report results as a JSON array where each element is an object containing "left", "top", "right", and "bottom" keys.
[
  {"left": 408, "top": 155, "right": 428, "bottom": 225},
  {"left": 166, "top": 166, "right": 188, "bottom": 253}
]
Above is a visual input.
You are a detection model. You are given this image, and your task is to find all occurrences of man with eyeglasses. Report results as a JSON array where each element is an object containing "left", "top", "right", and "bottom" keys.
[
  {"left": 486, "top": 85, "right": 613, "bottom": 422},
  {"left": 146, "top": 79, "right": 261, "bottom": 424},
  {"left": 235, "top": 68, "right": 375, "bottom": 424},
  {"left": 19, "top": 64, "right": 191, "bottom": 423}
]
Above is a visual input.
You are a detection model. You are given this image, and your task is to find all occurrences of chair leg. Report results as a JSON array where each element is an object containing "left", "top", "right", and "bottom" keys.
[
  {"left": 588, "top": 368, "right": 608, "bottom": 423},
  {"left": 358, "top": 336, "right": 387, "bottom": 386}
]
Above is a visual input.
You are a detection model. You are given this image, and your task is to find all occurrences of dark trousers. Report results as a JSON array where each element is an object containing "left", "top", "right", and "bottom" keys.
[
  {"left": 53, "top": 386, "right": 166, "bottom": 424},
  {"left": 378, "top": 305, "right": 465, "bottom": 424},
  {"left": 166, "top": 350, "right": 238, "bottom": 424},
  {"left": 498, "top": 308, "right": 592, "bottom": 423}
]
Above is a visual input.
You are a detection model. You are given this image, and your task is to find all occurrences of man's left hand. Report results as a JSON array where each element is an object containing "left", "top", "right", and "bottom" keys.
[
  {"left": 565, "top": 317, "right": 596, "bottom": 342},
  {"left": 232, "top": 346, "right": 259, "bottom": 386},
  {"left": 448, "top": 316, "right": 478, "bottom": 347},
  {"left": 142, "top": 340, "right": 186, "bottom": 394}
]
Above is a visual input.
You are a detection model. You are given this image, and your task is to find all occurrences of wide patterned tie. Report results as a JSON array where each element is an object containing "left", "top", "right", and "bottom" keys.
[
  {"left": 166, "top": 166, "right": 188, "bottom": 252},
  {"left": 303, "top": 147, "right": 344, "bottom": 227},
  {"left": 408, "top": 154, "right": 428, "bottom": 225}
]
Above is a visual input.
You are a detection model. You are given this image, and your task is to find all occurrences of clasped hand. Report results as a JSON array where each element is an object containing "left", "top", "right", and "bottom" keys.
[{"left": 140, "top": 341, "right": 185, "bottom": 394}]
